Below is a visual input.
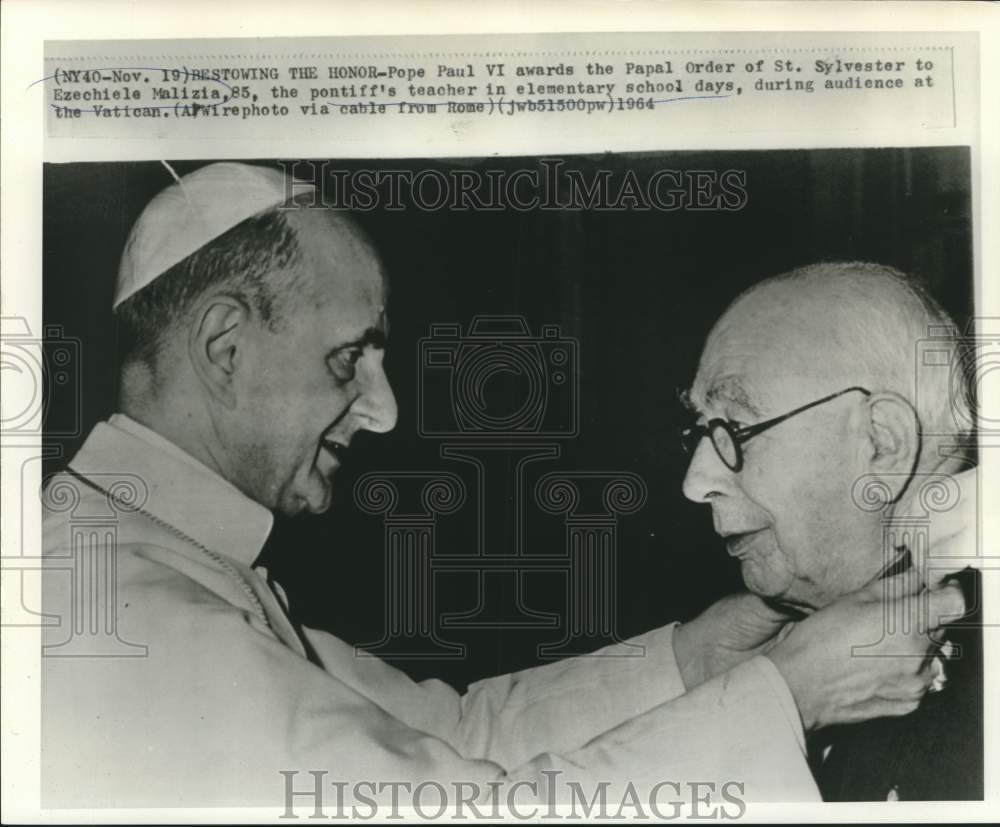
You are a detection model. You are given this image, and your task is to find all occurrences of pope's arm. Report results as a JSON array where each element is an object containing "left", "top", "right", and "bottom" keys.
[
  {"left": 42, "top": 546, "right": 817, "bottom": 807},
  {"left": 303, "top": 622, "right": 693, "bottom": 770},
  {"left": 45, "top": 536, "right": 961, "bottom": 808},
  {"left": 302, "top": 621, "right": 814, "bottom": 800}
]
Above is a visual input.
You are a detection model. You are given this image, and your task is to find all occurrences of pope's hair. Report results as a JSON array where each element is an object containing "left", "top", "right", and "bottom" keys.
[{"left": 115, "top": 193, "right": 343, "bottom": 373}]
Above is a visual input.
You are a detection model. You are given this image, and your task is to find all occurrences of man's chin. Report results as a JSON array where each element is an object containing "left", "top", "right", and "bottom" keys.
[
  {"left": 739, "top": 559, "right": 791, "bottom": 604},
  {"left": 741, "top": 564, "right": 817, "bottom": 614}
]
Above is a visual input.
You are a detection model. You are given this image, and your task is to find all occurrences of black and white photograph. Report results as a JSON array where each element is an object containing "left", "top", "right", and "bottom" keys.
[
  {"left": 33, "top": 148, "right": 982, "bottom": 811},
  {"left": 2, "top": 5, "right": 997, "bottom": 824}
]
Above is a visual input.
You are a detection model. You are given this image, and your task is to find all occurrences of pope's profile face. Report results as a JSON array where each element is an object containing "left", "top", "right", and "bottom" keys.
[
  {"left": 680, "top": 286, "right": 883, "bottom": 610},
  {"left": 227, "top": 211, "right": 397, "bottom": 516}
]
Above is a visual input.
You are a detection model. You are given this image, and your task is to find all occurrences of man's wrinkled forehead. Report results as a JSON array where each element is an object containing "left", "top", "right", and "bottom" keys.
[{"left": 687, "top": 290, "right": 815, "bottom": 418}]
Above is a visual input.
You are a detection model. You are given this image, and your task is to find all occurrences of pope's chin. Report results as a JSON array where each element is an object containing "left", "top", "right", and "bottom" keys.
[
  {"left": 304, "top": 471, "right": 337, "bottom": 514},
  {"left": 279, "top": 471, "right": 336, "bottom": 516},
  {"left": 303, "top": 497, "right": 334, "bottom": 515}
]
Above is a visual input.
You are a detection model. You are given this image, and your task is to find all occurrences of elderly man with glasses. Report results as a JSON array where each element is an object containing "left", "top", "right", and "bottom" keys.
[{"left": 680, "top": 261, "right": 981, "bottom": 801}]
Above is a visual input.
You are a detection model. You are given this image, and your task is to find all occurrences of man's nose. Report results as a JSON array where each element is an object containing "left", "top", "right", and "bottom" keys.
[
  {"left": 354, "top": 353, "right": 398, "bottom": 434},
  {"left": 682, "top": 436, "right": 733, "bottom": 503}
]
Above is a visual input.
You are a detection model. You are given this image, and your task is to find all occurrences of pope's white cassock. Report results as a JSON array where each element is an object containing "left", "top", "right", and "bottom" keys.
[{"left": 42, "top": 414, "right": 820, "bottom": 808}]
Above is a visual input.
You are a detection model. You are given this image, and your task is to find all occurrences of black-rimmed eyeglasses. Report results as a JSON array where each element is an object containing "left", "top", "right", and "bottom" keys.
[{"left": 679, "top": 386, "right": 871, "bottom": 472}]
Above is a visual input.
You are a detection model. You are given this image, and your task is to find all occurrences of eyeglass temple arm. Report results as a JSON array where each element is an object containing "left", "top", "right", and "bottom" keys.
[{"left": 734, "top": 386, "right": 872, "bottom": 439}]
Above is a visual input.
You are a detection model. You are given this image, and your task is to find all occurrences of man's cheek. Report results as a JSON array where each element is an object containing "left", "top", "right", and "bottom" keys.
[{"left": 740, "top": 459, "right": 800, "bottom": 523}]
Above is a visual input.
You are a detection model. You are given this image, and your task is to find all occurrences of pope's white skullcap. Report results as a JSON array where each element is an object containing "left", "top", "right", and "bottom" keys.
[{"left": 114, "top": 162, "right": 314, "bottom": 309}]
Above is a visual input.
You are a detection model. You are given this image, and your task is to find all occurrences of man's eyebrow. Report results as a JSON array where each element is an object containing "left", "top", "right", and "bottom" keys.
[
  {"left": 704, "top": 378, "right": 763, "bottom": 418},
  {"left": 678, "top": 388, "right": 697, "bottom": 413}
]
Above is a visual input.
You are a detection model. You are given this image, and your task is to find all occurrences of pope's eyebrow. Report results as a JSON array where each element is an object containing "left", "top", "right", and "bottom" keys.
[
  {"left": 360, "top": 327, "right": 387, "bottom": 349},
  {"left": 329, "top": 327, "right": 387, "bottom": 355}
]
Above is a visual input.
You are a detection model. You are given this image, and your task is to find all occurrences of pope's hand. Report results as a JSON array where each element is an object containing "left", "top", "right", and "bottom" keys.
[{"left": 766, "top": 569, "right": 964, "bottom": 731}]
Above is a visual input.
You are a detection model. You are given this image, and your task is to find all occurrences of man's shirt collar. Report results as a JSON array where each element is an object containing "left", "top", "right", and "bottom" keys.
[{"left": 68, "top": 413, "right": 274, "bottom": 566}]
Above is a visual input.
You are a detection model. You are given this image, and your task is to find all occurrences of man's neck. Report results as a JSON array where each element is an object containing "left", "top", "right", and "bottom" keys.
[
  {"left": 119, "top": 367, "right": 230, "bottom": 483},
  {"left": 889, "top": 452, "right": 970, "bottom": 522}
]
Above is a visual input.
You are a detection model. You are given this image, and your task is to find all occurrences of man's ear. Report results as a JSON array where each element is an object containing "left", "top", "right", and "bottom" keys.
[
  {"left": 862, "top": 391, "right": 922, "bottom": 503},
  {"left": 188, "top": 295, "right": 250, "bottom": 409}
]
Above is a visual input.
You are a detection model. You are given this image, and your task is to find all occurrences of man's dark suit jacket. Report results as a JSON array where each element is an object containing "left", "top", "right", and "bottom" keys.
[{"left": 812, "top": 568, "right": 983, "bottom": 801}]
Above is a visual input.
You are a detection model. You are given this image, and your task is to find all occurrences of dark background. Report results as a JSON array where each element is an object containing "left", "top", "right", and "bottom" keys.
[{"left": 43, "top": 148, "right": 973, "bottom": 690}]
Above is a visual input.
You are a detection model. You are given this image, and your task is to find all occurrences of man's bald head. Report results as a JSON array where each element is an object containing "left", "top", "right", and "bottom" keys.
[
  {"left": 709, "top": 261, "right": 972, "bottom": 456},
  {"left": 683, "top": 261, "right": 971, "bottom": 609}
]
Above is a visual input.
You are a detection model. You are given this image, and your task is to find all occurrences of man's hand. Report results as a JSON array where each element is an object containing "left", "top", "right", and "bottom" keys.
[
  {"left": 766, "top": 570, "right": 965, "bottom": 731},
  {"left": 673, "top": 591, "right": 796, "bottom": 689}
]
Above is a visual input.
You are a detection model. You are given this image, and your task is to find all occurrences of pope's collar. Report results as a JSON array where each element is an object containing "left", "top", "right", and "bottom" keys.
[{"left": 67, "top": 414, "right": 274, "bottom": 567}]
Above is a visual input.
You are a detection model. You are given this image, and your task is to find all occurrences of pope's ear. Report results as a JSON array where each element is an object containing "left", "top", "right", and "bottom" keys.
[
  {"left": 188, "top": 295, "right": 250, "bottom": 409},
  {"left": 863, "top": 391, "right": 922, "bottom": 501}
]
